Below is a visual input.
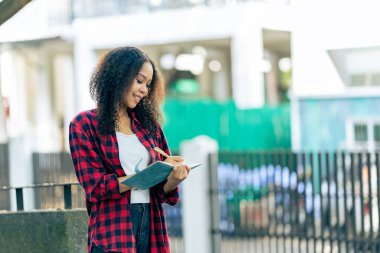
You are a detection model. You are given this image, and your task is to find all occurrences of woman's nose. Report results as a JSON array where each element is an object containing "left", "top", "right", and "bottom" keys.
[{"left": 140, "top": 84, "right": 148, "bottom": 95}]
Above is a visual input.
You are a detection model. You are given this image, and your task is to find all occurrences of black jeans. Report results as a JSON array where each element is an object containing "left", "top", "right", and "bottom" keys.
[{"left": 91, "top": 203, "right": 151, "bottom": 253}]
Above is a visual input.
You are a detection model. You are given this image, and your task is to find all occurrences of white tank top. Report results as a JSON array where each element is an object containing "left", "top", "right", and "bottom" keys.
[{"left": 116, "top": 132, "right": 150, "bottom": 203}]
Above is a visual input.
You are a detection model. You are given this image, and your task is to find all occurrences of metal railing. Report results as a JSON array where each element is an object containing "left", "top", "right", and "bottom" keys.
[
  {"left": 49, "top": 0, "right": 290, "bottom": 24},
  {"left": 211, "top": 151, "right": 380, "bottom": 253},
  {"left": 0, "top": 182, "right": 84, "bottom": 211}
]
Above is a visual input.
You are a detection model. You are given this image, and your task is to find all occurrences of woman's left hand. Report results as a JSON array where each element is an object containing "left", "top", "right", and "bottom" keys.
[{"left": 163, "top": 163, "right": 191, "bottom": 193}]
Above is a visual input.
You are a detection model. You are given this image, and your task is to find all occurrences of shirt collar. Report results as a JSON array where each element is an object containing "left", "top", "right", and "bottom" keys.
[{"left": 127, "top": 109, "right": 140, "bottom": 125}]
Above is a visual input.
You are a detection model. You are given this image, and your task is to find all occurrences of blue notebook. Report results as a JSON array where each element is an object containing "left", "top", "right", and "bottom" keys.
[{"left": 121, "top": 161, "right": 201, "bottom": 190}]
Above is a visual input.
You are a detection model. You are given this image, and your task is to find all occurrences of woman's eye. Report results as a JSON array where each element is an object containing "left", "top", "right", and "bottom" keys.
[{"left": 137, "top": 79, "right": 143, "bottom": 84}]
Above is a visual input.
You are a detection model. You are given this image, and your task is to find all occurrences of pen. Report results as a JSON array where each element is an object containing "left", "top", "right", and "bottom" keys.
[{"left": 153, "top": 147, "right": 170, "bottom": 158}]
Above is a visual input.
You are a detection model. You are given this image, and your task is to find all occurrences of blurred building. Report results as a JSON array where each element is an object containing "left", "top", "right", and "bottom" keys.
[
  {"left": 0, "top": 0, "right": 292, "bottom": 153},
  {"left": 1, "top": 0, "right": 380, "bottom": 155}
]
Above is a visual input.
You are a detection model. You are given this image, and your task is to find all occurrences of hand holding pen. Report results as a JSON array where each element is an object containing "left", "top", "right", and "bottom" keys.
[{"left": 153, "top": 147, "right": 191, "bottom": 193}]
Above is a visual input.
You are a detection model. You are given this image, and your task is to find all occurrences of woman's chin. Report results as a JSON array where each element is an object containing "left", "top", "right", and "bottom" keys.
[{"left": 127, "top": 103, "right": 137, "bottom": 109}]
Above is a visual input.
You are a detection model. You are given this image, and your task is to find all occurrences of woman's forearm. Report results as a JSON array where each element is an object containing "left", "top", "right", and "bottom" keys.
[{"left": 163, "top": 180, "right": 179, "bottom": 194}]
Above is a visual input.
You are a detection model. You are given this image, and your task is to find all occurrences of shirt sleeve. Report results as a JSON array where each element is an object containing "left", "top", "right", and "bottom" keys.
[
  {"left": 69, "top": 122, "right": 122, "bottom": 203},
  {"left": 152, "top": 126, "right": 179, "bottom": 206}
]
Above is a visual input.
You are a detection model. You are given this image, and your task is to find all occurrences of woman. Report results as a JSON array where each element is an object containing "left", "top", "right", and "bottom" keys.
[{"left": 69, "top": 46, "right": 190, "bottom": 253}]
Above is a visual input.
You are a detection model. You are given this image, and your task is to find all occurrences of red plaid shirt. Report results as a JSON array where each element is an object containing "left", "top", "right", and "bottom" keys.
[{"left": 69, "top": 109, "right": 179, "bottom": 253}]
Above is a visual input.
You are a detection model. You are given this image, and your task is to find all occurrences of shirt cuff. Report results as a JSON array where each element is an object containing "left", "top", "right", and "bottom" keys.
[
  {"left": 103, "top": 174, "right": 122, "bottom": 200},
  {"left": 156, "top": 182, "right": 179, "bottom": 205}
]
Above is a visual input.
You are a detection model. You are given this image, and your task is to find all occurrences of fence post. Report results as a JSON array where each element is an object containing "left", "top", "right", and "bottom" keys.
[
  {"left": 15, "top": 187, "right": 24, "bottom": 211},
  {"left": 209, "top": 152, "right": 221, "bottom": 253},
  {"left": 181, "top": 135, "right": 218, "bottom": 253},
  {"left": 9, "top": 137, "right": 34, "bottom": 211},
  {"left": 64, "top": 184, "right": 72, "bottom": 209}
]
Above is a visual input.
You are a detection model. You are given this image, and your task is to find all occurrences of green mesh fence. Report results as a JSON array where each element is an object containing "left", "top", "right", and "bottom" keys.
[{"left": 162, "top": 99, "right": 291, "bottom": 151}]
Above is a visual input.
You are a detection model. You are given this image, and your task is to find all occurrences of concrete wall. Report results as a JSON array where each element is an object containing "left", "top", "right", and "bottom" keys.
[{"left": 0, "top": 209, "right": 87, "bottom": 253}]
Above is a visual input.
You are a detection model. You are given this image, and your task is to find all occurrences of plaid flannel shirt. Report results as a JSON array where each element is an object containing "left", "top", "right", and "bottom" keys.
[{"left": 69, "top": 109, "right": 179, "bottom": 253}]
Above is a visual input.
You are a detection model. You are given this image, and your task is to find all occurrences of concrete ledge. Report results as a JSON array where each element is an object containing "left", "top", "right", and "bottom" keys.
[{"left": 0, "top": 209, "right": 87, "bottom": 253}]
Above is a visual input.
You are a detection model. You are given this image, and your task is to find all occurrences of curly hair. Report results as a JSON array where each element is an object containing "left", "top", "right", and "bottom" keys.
[{"left": 89, "top": 46, "right": 165, "bottom": 135}]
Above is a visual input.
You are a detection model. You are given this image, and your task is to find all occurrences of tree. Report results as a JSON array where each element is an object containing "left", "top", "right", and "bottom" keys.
[{"left": 0, "top": 0, "right": 33, "bottom": 25}]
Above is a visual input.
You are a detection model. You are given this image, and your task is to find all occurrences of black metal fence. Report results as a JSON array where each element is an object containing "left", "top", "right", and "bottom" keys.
[
  {"left": 0, "top": 183, "right": 83, "bottom": 211},
  {"left": 211, "top": 151, "right": 380, "bottom": 253},
  {"left": 6, "top": 150, "right": 379, "bottom": 253}
]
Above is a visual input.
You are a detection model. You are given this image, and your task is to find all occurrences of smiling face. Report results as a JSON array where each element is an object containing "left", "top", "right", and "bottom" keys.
[{"left": 123, "top": 61, "right": 153, "bottom": 109}]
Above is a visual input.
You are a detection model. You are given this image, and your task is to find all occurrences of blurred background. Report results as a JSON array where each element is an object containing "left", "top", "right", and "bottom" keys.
[{"left": 1, "top": 0, "right": 380, "bottom": 252}]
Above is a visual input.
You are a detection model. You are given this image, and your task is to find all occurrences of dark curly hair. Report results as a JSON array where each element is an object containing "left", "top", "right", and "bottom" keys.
[{"left": 89, "top": 46, "right": 164, "bottom": 135}]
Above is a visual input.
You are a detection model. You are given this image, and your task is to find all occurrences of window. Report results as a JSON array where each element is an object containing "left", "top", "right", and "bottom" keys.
[
  {"left": 350, "top": 74, "right": 367, "bottom": 87},
  {"left": 349, "top": 73, "right": 380, "bottom": 87},
  {"left": 374, "top": 125, "right": 380, "bottom": 143},
  {"left": 354, "top": 124, "right": 368, "bottom": 142},
  {"left": 347, "top": 119, "right": 380, "bottom": 151},
  {"left": 373, "top": 73, "right": 380, "bottom": 86}
]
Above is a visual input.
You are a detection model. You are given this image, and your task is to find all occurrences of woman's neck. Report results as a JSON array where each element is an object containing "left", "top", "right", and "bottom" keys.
[{"left": 117, "top": 109, "right": 134, "bottom": 135}]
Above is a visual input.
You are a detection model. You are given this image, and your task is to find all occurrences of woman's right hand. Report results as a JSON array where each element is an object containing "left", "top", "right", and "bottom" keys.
[{"left": 163, "top": 156, "right": 190, "bottom": 193}]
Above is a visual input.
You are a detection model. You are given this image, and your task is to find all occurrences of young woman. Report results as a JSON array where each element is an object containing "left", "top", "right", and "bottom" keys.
[{"left": 69, "top": 46, "right": 190, "bottom": 253}]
